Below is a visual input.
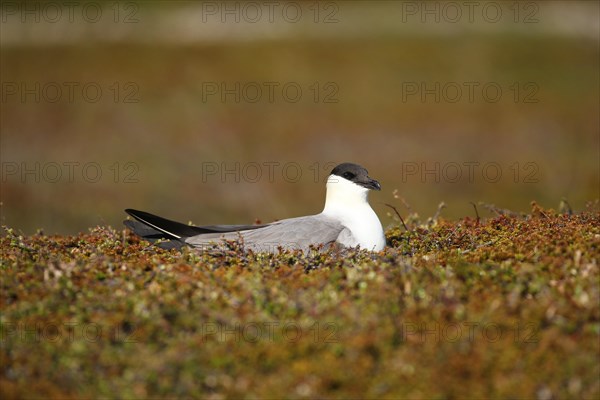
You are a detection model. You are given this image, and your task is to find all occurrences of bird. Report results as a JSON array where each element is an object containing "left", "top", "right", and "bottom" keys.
[{"left": 124, "top": 162, "right": 385, "bottom": 253}]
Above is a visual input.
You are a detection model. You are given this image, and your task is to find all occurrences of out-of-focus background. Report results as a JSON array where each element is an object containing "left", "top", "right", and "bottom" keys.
[{"left": 1, "top": 1, "right": 598, "bottom": 234}]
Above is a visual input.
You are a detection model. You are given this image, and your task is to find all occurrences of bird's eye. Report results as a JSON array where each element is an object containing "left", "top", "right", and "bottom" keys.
[{"left": 343, "top": 172, "right": 355, "bottom": 180}]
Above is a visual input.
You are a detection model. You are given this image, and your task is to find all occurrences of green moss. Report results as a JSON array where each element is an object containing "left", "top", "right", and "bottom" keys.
[{"left": 1, "top": 207, "right": 599, "bottom": 398}]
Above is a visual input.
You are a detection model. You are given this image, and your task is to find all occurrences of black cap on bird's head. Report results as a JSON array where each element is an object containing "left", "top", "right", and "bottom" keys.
[{"left": 330, "top": 163, "right": 381, "bottom": 191}]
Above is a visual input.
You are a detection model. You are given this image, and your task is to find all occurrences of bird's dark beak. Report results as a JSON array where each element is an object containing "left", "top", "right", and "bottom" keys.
[{"left": 361, "top": 177, "right": 381, "bottom": 191}]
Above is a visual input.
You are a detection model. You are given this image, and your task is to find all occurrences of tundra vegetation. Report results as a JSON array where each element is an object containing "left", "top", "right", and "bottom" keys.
[{"left": 1, "top": 202, "right": 598, "bottom": 398}]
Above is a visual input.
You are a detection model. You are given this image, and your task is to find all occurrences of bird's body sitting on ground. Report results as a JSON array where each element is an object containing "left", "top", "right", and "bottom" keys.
[{"left": 124, "top": 162, "right": 385, "bottom": 253}]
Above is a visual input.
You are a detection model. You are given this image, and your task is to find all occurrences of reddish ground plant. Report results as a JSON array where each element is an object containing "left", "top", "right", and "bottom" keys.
[{"left": 1, "top": 203, "right": 598, "bottom": 398}]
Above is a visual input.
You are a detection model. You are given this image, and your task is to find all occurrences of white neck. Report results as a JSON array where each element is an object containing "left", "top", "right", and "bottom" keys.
[
  {"left": 321, "top": 175, "right": 385, "bottom": 251},
  {"left": 322, "top": 175, "right": 370, "bottom": 213}
]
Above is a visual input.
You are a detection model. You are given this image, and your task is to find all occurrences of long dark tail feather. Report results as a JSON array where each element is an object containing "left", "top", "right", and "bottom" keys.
[
  {"left": 123, "top": 220, "right": 185, "bottom": 249},
  {"left": 123, "top": 209, "right": 267, "bottom": 249},
  {"left": 125, "top": 209, "right": 215, "bottom": 239}
]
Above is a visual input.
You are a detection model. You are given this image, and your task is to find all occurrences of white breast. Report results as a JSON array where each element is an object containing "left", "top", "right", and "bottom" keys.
[
  {"left": 332, "top": 206, "right": 385, "bottom": 251},
  {"left": 321, "top": 175, "right": 385, "bottom": 251}
]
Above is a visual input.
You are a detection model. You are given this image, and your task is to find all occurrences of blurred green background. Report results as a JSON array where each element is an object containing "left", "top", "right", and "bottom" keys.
[{"left": 1, "top": 1, "right": 598, "bottom": 234}]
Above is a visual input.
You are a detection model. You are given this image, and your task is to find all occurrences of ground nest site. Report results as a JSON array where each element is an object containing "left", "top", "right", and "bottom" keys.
[{"left": 1, "top": 202, "right": 599, "bottom": 399}]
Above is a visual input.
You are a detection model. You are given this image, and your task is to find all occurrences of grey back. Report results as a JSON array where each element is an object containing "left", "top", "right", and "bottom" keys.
[{"left": 185, "top": 214, "right": 345, "bottom": 253}]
